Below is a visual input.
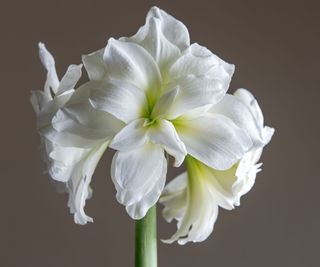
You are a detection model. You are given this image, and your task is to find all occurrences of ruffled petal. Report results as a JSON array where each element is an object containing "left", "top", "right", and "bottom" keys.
[
  {"left": 232, "top": 148, "right": 263, "bottom": 206},
  {"left": 123, "top": 15, "right": 181, "bottom": 76},
  {"left": 146, "top": 7, "right": 190, "bottom": 51},
  {"left": 174, "top": 114, "right": 252, "bottom": 170},
  {"left": 111, "top": 143, "right": 167, "bottom": 219},
  {"left": 165, "top": 43, "right": 234, "bottom": 119},
  {"left": 169, "top": 43, "right": 234, "bottom": 81},
  {"left": 89, "top": 80, "right": 148, "bottom": 123}
]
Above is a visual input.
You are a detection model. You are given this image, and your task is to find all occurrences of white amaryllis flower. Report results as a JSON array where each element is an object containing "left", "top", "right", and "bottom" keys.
[
  {"left": 31, "top": 43, "right": 123, "bottom": 224},
  {"left": 160, "top": 88, "right": 274, "bottom": 244},
  {"left": 47, "top": 6, "right": 253, "bottom": 220}
]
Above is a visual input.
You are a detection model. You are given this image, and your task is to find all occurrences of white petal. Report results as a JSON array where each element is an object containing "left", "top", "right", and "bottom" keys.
[
  {"left": 262, "top": 126, "right": 275, "bottom": 145},
  {"left": 160, "top": 172, "right": 188, "bottom": 223},
  {"left": 151, "top": 87, "right": 179, "bottom": 119},
  {"left": 200, "top": 162, "right": 237, "bottom": 210},
  {"left": 82, "top": 49, "right": 107, "bottom": 81},
  {"left": 166, "top": 75, "right": 227, "bottom": 119},
  {"left": 37, "top": 90, "right": 74, "bottom": 129},
  {"left": 175, "top": 114, "right": 252, "bottom": 170},
  {"left": 38, "top": 42, "right": 60, "bottom": 97},
  {"left": 111, "top": 143, "right": 167, "bottom": 219},
  {"left": 30, "top": 90, "right": 51, "bottom": 114},
  {"left": 234, "top": 88, "right": 264, "bottom": 128},
  {"left": 109, "top": 119, "right": 148, "bottom": 151},
  {"left": 89, "top": 80, "right": 148, "bottom": 123},
  {"left": 146, "top": 7, "right": 190, "bottom": 51},
  {"left": 149, "top": 120, "right": 187, "bottom": 167},
  {"left": 44, "top": 137, "right": 109, "bottom": 224},
  {"left": 225, "top": 88, "right": 275, "bottom": 146},
  {"left": 123, "top": 16, "right": 181, "bottom": 75},
  {"left": 66, "top": 142, "right": 109, "bottom": 224},
  {"left": 126, "top": 156, "right": 167, "bottom": 219},
  {"left": 169, "top": 43, "right": 234, "bottom": 81},
  {"left": 48, "top": 144, "right": 87, "bottom": 182},
  {"left": 161, "top": 160, "right": 219, "bottom": 244},
  {"left": 232, "top": 149, "right": 263, "bottom": 206},
  {"left": 56, "top": 64, "right": 82, "bottom": 95},
  {"left": 164, "top": 43, "right": 234, "bottom": 119},
  {"left": 52, "top": 104, "right": 116, "bottom": 142},
  {"left": 103, "top": 38, "right": 161, "bottom": 91},
  {"left": 209, "top": 94, "right": 266, "bottom": 147}
]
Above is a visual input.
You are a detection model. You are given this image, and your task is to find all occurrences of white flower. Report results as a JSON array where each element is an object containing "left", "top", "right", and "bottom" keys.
[
  {"left": 46, "top": 6, "right": 253, "bottom": 220},
  {"left": 31, "top": 43, "right": 122, "bottom": 224},
  {"left": 36, "top": 7, "right": 253, "bottom": 224},
  {"left": 160, "top": 88, "right": 274, "bottom": 244}
]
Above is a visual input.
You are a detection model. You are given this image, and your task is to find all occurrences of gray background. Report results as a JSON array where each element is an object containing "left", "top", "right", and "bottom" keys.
[{"left": 1, "top": 0, "right": 319, "bottom": 266}]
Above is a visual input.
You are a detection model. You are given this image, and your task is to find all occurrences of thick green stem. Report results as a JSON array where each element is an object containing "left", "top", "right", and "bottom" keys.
[{"left": 135, "top": 205, "right": 157, "bottom": 267}]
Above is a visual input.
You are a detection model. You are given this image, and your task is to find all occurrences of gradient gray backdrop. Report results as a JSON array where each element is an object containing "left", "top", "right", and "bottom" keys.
[{"left": 2, "top": 0, "right": 319, "bottom": 266}]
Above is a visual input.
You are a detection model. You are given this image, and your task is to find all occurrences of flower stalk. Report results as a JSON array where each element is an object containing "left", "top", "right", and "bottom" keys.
[{"left": 135, "top": 205, "right": 157, "bottom": 267}]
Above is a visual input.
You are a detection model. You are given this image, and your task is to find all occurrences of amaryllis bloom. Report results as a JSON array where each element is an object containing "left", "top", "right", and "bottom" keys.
[
  {"left": 44, "top": 6, "right": 254, "bottom": 221},
  {"left": 160, "top": 89, "right": 274, "bottom": 244}
]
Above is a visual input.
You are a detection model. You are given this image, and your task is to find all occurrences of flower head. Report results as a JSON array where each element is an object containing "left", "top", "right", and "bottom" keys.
[
  {"left": 32, "top": 7, "right": 273, "bottom": 227},
  {"left": 44, "top": 7, "right": 251, "bottom": 221},
  {"left": 160, "top": 88, "right": 274, "bottom": 244}
]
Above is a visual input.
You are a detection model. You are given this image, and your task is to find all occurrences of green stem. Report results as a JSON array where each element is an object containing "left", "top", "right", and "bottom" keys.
[{"left": 135, "top": 205, "right": 157, "bottom": 267}]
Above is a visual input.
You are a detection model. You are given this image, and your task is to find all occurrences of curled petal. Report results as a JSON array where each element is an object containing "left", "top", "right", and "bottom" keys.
[
  {"left": 43, "top": 138, "right": 109, "bottom": 224},
  {"left": 66, "top": 143, "right": 108, "bottom": 224}
]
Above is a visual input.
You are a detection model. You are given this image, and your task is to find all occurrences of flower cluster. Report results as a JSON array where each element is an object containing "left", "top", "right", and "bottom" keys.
[{"left": 31, "top": 7, "right": 274, "bottom": 243}]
